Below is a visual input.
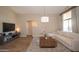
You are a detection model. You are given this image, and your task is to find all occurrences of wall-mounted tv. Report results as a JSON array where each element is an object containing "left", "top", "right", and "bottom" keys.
[{"left": 3, "top": 23, "right": 15, "bottom": 32}]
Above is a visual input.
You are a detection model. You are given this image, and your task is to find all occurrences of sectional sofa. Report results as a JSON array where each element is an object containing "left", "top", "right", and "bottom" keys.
[{"left": 47, "top": 31, "right": 79, "bottom": 51}]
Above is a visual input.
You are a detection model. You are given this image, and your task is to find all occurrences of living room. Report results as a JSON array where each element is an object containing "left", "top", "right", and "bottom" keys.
[{"left": 0, "top": 6, "right": 79, "bottom": 52}]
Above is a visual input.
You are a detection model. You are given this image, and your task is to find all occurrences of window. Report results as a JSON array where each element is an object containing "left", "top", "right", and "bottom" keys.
[
  {"left": 41, "top": 16, "right": 49, "bottom": 22},
  {"left": 63, "top": 11, "right": 72, "bottom": 32}
]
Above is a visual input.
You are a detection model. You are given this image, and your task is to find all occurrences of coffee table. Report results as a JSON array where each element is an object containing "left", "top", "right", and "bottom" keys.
[{"left": 40, "top": 36, "right": 57, "bottom": 48}]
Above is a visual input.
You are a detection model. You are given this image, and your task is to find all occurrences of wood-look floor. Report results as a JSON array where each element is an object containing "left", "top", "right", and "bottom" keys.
[{"left": 0, "top": 37, "right": 32, "bottom": 52}]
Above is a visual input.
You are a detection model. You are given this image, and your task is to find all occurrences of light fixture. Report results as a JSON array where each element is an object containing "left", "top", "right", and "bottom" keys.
[
  {"left": 41, "top": 7, "right": 49, "bottom": 22},
  {"left": 16, "top": 28, "right": 20, "bottom": 32},
  {"left": 41, "top": 16, "right": 49, "bottom": 22}
]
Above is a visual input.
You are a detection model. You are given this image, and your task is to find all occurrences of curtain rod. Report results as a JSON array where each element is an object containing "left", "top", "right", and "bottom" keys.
[{"left": 60, "top": 6, "right": 77, "bottom": 15}]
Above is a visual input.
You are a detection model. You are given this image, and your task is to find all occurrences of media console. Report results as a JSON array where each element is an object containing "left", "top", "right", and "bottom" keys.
[{"left": 0, "top": 32, "right": 20, "bottom": 45}]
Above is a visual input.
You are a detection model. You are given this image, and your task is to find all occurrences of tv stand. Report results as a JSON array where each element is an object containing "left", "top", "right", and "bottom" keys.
[{"left": 0, "top": 32, "right": 20, "bottom": 45}]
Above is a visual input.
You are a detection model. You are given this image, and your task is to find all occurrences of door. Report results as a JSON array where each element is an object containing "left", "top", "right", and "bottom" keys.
[{"left": 27, "top": 21, "right": 33, "bottom": 36}]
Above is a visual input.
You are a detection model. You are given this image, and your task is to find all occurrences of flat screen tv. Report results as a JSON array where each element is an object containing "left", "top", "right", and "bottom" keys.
[{"left": 3, "top": 23, "right": 15, "bottom": 32}]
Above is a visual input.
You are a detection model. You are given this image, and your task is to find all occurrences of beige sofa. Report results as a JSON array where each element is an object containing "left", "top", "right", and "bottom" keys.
[{"left": 47, "top": 31, "right": 79, "bottom": 51}]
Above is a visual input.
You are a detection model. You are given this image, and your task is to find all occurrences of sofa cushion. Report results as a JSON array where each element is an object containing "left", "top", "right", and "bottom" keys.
[
  {"left": 57, "top": 31, "right": 79, "bottom": 40},
  {"left": 56, "top": 34, "right": 72, "bottom": 46}
]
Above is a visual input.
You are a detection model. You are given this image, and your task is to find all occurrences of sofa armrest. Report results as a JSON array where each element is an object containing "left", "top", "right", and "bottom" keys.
[{"left": 71, "top": 39, "right": 79, "bottom": 51}]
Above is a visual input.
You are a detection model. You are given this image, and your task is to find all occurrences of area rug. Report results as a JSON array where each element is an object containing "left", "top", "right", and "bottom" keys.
[
  {"left": 0, "top": 37, "right": 32, "bottom": 52},
  {"left": 27, "top": 37, "right": 71, "bottom": 52}
]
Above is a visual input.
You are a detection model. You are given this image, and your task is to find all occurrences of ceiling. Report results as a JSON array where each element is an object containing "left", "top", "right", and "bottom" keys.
[{"left": 10, "top": 6, "right": 71, "bottom": 15}]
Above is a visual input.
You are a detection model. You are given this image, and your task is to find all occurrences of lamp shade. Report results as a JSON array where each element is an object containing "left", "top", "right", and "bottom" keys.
[{"left": 16, "top": 28, "right": 20, "bottom": 32}]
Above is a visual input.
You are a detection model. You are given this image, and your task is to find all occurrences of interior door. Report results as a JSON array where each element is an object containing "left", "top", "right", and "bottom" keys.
[{"left": 27, "top": 21, "right": 33, "bottom": 36}]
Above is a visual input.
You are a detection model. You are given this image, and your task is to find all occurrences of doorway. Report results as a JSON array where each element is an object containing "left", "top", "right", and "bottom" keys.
[{"left": 26, "top": 20, "right": 33, "bottom": 37}]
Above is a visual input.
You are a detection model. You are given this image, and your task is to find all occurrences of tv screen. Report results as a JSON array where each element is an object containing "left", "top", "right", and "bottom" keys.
[{"left": 3, "top": 23, "right": 15, "bottom": 32}]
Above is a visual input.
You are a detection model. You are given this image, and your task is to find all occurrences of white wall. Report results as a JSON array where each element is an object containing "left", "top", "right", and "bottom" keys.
[
  {"left": 16, "top": 14, "right": 61, "bottom": 37},
  {"left": 0, "top": 7, "right": 61, "bottom": 37},
  {"left": 0, "top": 7, "right": 17, "bottom": 33}
]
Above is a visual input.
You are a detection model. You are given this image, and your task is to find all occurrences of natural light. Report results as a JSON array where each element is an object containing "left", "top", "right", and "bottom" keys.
[{"left": 63, "top": 11, "right": 72, "bottom": 32}]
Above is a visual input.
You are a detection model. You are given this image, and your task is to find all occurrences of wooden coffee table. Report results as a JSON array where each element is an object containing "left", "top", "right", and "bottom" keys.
[{"left": 40, "top": 36, "right": 57, "bottom": 48}]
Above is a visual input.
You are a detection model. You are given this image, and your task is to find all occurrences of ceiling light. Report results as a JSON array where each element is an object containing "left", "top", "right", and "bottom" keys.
[
  {"left": 41, "top": 16, "right": 49, "bottom": 22},
  {"left": 41, "top": 7, "right": 49, "bottom": 23}
]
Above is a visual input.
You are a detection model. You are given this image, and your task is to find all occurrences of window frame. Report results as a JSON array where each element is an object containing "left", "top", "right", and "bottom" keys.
[{"left": 62, "top": 11, "right": 72, "bottom": 32}]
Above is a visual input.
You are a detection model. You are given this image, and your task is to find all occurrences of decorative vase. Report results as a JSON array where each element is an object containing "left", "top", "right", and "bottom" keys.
[{"left": 44, "top": 34, "right": 48, "bottom": 39}]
